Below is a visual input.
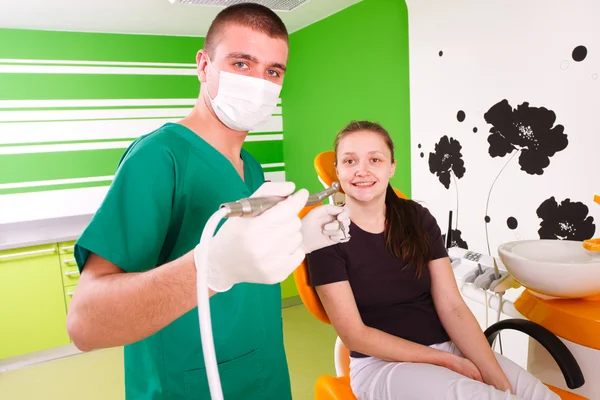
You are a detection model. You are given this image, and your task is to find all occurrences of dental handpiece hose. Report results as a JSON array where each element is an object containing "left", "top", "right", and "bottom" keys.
[{"left": 195, "top": 182, "right": 340, "bottom": 400}]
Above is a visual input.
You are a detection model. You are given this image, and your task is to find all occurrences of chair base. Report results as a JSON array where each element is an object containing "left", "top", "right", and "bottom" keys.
[{"left": 315, "top": 375, "right": 356, "bottom": 400}]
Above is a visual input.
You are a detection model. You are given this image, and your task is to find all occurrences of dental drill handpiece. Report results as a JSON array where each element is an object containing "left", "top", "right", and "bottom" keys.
[{"left": 220, "top": 181, "right": 341, "bottom": 218}]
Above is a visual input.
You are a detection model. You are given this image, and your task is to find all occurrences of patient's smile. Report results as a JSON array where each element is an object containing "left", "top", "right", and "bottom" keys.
[{"left": 353, "top": 181, "right": 376, "bottom": 187}]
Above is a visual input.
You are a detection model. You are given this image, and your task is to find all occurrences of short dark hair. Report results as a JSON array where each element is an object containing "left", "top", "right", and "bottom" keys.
[{"left": 204, "top": 3, "right": 289, "bottom": 58}]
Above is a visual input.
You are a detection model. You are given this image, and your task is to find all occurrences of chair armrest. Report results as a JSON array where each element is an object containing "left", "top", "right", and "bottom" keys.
[{"left": 484, "top": 318, "right": 585, "bottom": 389}]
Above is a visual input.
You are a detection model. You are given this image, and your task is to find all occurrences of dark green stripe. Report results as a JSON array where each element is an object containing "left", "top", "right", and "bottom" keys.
[
  {"left": 0, "top": 141, "right": 284, "bottom": 184},
  {"left": 0, "top": 74, "right": 198, "bottom": 100},
  {"left": 243, "top": 140, "right": 284, "bottom": 165},
  {"left": 262, "top": 166, "right": 285, "bottom": 173},
  {"left": 0, "top": 29, "right": 204, "bottom": 64},
  {"left": 0, "top": 180, "right": 112, "bottom": 195}
]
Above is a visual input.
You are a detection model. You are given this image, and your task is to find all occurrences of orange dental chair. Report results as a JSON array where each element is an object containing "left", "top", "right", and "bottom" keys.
[{"left": 294, "top": 151, "right": 587, "bottom": 400}]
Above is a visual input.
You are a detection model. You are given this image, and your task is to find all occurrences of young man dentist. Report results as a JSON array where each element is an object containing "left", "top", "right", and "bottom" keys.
[{"left": 66, "top": 3, "right": 350, "bottom": 399}]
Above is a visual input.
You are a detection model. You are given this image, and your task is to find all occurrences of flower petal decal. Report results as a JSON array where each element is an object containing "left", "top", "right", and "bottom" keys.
[
  {"left": 443, "top": 229, "right": 469, "bottom": 250},
  {"left": 536, "top": 197, "right": 596, "bottom": 240},
  {"left": 483, "top": 100, "right": 568, "bottom": 175},
  {"left": 428, "top": 135, "right": 466, "bottom": 189}
]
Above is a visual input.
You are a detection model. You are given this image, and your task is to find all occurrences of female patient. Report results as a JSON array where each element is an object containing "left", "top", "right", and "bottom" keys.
[{"left": 306, "top": 121, "right": 559, "bottom": 400}]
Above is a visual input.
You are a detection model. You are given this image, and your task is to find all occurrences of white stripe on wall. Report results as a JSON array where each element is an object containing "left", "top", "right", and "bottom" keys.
[
  {"left": 0, "top": 117, "right": 283, "bottom": 145},
  {"left": 0, "top": 107, "right": 282, "bottom": 123},
  {"left": 251, "top": 116, "right": 283, "bottom": 133},
  {"left": 246, "top": 134, "right": 283, "bottom": 142},
  {"left": 0, "top": 65, "right": 197, "bottom": 76},
  {"left": 0, "top": 99, "right": 197, "bottom": 109},
  {"left": 261, "top": 163, "right": 285, "bottom": 169},
  {"left": 264, "top": 171, "right": 286, "bottom": 182},
  {"left": 0, "top": 176, "right": 114, "bottom": 190},
  {"left": 0, "top": 59, "right": 196, "bottom": 68},
  {"left": 0, "top": 186, "right": 112, "bottom": 224}
]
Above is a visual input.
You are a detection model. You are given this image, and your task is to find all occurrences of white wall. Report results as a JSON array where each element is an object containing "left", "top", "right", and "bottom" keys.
[{"left": 406, "top": 0, "right": 600, "bottom": 369}]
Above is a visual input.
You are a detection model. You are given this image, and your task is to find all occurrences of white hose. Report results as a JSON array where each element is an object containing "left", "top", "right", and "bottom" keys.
[{"left": 195, "top": 207, "right": 230, "bottom": 400}]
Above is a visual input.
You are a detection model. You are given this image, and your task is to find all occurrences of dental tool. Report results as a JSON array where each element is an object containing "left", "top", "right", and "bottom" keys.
[
  {"left": 220, "top": 181, "right": 341, "bottom": 217},
  {"left": 195, "top": 182, "right": 341, "bottom": 400}
]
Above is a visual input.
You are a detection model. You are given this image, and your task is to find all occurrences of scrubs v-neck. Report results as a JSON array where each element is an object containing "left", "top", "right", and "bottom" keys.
[{"left": 74, "top": 122, "right": 292, "bottom": 400}]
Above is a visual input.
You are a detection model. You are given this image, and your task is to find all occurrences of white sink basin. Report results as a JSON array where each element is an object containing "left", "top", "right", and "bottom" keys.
[{"left": 498, "top": 239, "right": 600, "bottom": 299}]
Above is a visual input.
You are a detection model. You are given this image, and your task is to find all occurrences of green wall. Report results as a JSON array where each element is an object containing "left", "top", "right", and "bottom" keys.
[
  {"left": 280, "top": 0, "right": 411, "bottom": 299},
  {"left": 282, "top": 0, "right": 412, "bottom": 195}
]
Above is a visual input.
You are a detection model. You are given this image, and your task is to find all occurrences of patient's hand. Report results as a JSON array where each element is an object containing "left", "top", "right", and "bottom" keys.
[
  {"left": 445, "top": 354, "right": 483, "bottom": 382},
  {"left": 482, "top": 373, "right": 514, "bottom": 395}
]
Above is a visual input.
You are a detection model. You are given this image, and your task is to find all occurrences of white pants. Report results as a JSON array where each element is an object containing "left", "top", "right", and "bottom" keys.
[{"left": 349, "top": 341, "right": 560, "bottom": 400}]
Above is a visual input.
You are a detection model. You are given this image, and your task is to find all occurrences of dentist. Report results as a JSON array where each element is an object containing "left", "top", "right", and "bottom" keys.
[{"left": 66, "top": 3, "right": 350, "bottom": 399}]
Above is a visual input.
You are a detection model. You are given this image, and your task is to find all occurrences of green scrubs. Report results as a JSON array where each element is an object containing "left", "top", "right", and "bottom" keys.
[{"left": 74, "top": 123, "right": 292, "bottom": 400}]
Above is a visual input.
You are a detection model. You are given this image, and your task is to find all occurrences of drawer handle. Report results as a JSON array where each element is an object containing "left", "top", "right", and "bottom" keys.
[
  {"left": 61, "top": 245, "right": 75, "bottom": 252},
  {"left": 65, "top": 271, "right": 80, "bottom": 277},
  {"left": 67, "top": 291, "right": 75, "bottom": 297},
  {"left": 62, "top": 258, "right": 76, "bottom": 264},
  {"left": 0, "top": 248, "right": 56, "bottom": 260}
]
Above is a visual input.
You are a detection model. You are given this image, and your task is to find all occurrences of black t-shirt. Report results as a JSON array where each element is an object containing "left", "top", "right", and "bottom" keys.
[{"left": 306, "top": 202, "right": 450, "bottom": 358}]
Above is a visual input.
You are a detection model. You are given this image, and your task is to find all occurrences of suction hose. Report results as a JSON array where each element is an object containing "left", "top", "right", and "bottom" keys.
[{"left": 194, "top": 183, "right": 341, "bottom": 399}]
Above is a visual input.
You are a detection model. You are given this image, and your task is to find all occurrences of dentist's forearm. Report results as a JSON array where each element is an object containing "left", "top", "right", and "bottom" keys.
[{"left": 67, "top": 251, "right": 216, "bottom": 351}]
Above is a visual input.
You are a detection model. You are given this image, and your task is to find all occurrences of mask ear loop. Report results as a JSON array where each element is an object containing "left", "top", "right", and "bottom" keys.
[{"left": 202, "top": 54, "right": 221, "bottom": 103}]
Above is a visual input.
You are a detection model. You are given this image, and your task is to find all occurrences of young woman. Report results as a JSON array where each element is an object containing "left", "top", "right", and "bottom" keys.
[{"left": 306, "top": 121, "right": 560, "bottom": 400}]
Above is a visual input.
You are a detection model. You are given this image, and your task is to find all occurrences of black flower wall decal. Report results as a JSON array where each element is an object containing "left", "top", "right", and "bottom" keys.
[
  {"left": 428, "top": 135, "right": 466, "bottom": 189},
  {"left": 536, "top": 197, "right": 596, "bottom": 241},
  {"left": 443, "top": 229, "right": 469, "bottom": 250},
  {"left": 483, "top": 99, "right": 568, "bottom": 175}
]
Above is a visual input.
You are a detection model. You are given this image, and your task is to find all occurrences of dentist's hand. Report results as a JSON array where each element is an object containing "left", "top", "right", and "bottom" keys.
[
  {"left": 202, "top": 182, "right": 308, "bottom": 293},
  {"left": 301, "top": 204, "right": 351, "bottom": 254}
]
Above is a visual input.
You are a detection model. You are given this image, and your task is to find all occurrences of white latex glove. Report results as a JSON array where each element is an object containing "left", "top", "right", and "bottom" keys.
[
  {"left": 301, "top": 205, "right": 351, "bottom": 254},
  {"left": 201, "top": 181, "right": 309, "bottom": 293}
]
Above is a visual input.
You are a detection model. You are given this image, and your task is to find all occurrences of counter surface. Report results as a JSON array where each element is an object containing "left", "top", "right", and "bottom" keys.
[{"left": 0, "top": 214, "right": 93, "bottom": 251}]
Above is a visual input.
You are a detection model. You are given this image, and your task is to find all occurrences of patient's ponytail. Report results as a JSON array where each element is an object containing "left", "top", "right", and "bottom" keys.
[
  {"left": 384, "top": 184, "right": 431, "bottom": 278},
  {"left": 334, "top": 120, "right": 432, "bottom": 278}
]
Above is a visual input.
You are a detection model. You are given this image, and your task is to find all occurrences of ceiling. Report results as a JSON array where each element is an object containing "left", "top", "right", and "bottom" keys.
[{"left": 0, "top": 0, "right": 361, "bottom": 37}]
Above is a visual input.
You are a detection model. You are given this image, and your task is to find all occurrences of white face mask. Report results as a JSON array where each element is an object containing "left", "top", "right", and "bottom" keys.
[{"left": 204, "top": 56, "right": 282, "bottom": 132}]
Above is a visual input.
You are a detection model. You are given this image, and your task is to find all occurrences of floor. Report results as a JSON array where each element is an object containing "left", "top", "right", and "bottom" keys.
[{"left": 0, "top": 304, "right": 339, "bottom": 400}]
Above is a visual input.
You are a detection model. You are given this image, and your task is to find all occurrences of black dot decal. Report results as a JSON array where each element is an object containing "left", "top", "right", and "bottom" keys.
[
  {"left": 572, "top": 46, "right": 587, "bottom": 62},
  {"left": 457, "top": 110, "right": 466, "bottom": 122},
  {"left": 473, "top": 127, "right": 478, "bottom": 133},
  {"left": 420, "top": 152, "right": 424, "bottom": 158},
  {"left": 439, "top": 51, "right": 443, "bottom": 57},
  {"left": 507, "top": 217, "right": 518, "bottom": 230},
  {"left": 485, "top": 215, "right": 491, "bottom": 223},
  {"left": 418, "top": 143, "right": 422, "bottom": 149}
]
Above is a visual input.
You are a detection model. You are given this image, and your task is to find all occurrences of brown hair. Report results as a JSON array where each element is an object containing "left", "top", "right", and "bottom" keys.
[
  {"left": 333, "top": 121, "right": 432, "bottom": 278},
  {"left": 204, "top": 3, "right": 289, "bottom": 58}
]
